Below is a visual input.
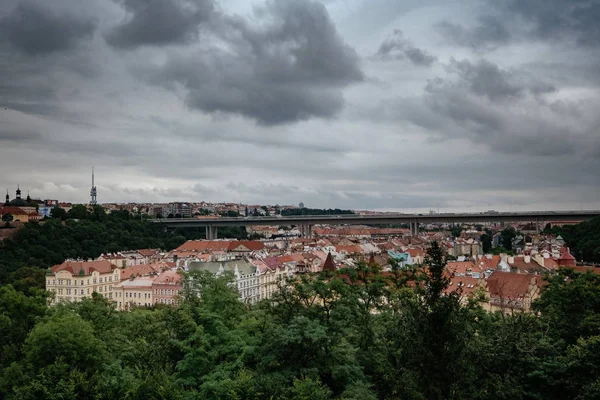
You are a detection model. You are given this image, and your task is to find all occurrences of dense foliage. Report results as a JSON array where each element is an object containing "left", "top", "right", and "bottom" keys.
[
  {"left": 0, "top": 206, "right": 247, "bottom": 285},
  {"left": 1, "top": 240, "right": 600, "bottom": 399},
  {"left": 549, "top": 217, "right": 600, "bottom": 263}
]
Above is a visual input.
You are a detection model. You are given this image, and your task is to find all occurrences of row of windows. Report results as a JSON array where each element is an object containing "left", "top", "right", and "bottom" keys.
[
  {"left": 153, "top": 288, "right": 180, "bottom": 295},
  {"left": 154, "top": 298, "right": 176, "bottom": 304},
  {"left": 50, "top": 276, "right": 114, "bottom": 286}
]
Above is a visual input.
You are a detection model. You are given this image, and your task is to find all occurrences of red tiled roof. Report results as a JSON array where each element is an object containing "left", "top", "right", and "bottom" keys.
[
  {"left": 229, "top": 241, "right": 265, "bottom": 251},
  {"left": 51, "top": 260, "right": 117, "bottom": 275},
  {"left": 407, "top": 248, "right": 424, "bottom": 257},
  {"left": 447, "top": 261, "right": 479, "bottom": 275},
  {"left": 0, "top": 206, "right": 36, "bottom": 215},
  {"left": 174, "top": 240, "right": 264, "bottom": 252},
  {"left": 487, "top": 272, "right": 539, "bottom": 299},
  {"left": 120, "top": 263, "right": 161, "bottom": 280},
  {"left": 153, "top": 270, "right": 182, "bottom": 284},
  {"left": 559, "top": 247, "right": 576, "bottom": 260},
  {"left": 137, "top": 249, "right": 160, "bottom": 257},
  {"left": 335, "top": 245, "right": 364, "bottom": 254},
  {"left": 322, "top": 252, "right": 336, "bottom": 272}
]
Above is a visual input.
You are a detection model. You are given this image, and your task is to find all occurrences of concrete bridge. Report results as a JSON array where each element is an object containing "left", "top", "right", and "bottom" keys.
[{"left": 151, "top": 210, "right": 600, "bottom": 239}]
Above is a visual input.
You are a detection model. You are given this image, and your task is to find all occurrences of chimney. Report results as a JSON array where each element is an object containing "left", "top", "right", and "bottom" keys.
[
  {"left": 524, "top": 255, "right": 531, "bottom": 263},
  {"left": 508, "top": 256, "right": 514, "bottom": 264}
]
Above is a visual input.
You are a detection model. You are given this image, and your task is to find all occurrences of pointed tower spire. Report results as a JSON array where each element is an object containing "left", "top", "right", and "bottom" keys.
[
  {"left": 322, "top": 252, "right": 336, "bottom": 272},
  {"left": 4, "top": 189, "right": 9, "bottom": 206},
  {"left": 26, "top": 190, "right": 31, "bottom": 202},
  {"left": 16, "top": 185, "right": 21, "bottom": 199},
  {"left": 368, "top": 252, "right": 376, "bottom": 266}
]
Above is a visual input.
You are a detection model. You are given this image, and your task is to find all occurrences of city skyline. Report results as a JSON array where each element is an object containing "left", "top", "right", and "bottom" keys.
[{"left": 1, "top": 0, "right": 599, "bottom": 211}]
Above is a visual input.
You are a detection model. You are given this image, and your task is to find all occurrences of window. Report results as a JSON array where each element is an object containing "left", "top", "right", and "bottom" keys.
[
  {"left": 87, "top": 288, "right": 89, "bottom": 294},
  {"left": 99, "top": 278, "right": 103, "bottom": 283}
]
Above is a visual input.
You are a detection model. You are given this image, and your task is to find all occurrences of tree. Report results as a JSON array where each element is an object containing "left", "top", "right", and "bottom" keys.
[
  {"left": 49, "top": 206, "right": 67, "bottom": 220},
  {"left": 501, "top": 227, "right": 517, "bottom": 251},
  {"left": 67, "top": 204, "right": 90, "bottom": 220},
  {"left": 2, "top": 213, "right": 13, "bottom": 228}
]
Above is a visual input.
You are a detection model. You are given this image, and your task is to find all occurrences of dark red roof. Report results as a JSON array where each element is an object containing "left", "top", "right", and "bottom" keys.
[{"left": 322, "top": 252, "right": 336, "bottom": 272}]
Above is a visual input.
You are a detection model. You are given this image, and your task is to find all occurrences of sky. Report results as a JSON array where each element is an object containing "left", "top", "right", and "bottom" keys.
[{"left": 1, "top": 0, "right": 600, "bottom": 212}]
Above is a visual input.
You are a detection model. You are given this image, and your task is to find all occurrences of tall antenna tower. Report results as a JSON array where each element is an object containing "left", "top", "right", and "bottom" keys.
[{"left": 90, "top": 167, "right": 97, "bottom": 205}]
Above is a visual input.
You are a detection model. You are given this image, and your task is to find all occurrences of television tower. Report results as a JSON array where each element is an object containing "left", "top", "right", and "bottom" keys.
[{"left": 90, "top": 167, "right": 97, "bottom": 205}]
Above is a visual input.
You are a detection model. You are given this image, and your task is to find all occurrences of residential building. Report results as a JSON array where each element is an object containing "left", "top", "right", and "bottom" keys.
[
  {"left": 485, "top": 271, "right": 542, "bottom": 312},
  {"left": 113, "top": 276, "right": 154, "bottom": 310},
  {"left": 46, "top": 260, "right": 119, "bottom": 304},
  {"left": 153, "top": 270, "right": 183, "bottom": 306},
  {"left": 187, "top": 259, "right": 260, "bottom": 304}
]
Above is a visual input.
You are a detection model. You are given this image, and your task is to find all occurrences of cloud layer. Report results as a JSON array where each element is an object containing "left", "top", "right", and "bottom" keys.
[{"left": 0, "top": 0, "right": 599, "bottom": 212}]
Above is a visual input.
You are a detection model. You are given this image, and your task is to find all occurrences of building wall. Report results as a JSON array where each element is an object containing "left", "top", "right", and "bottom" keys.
[
  {"left": 152, "top": 282, "right": 183, "bottom": 306},
  {"left": 113, "top": 285, "right": 153, "bottom": 310},
  {"left": 47, "top": 269, "right": 119, "bottom": 304}
]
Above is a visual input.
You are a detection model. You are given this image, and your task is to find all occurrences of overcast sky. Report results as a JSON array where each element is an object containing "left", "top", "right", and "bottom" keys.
[{"left": 1, "top": 0, "right": 599, "bottom": 212}]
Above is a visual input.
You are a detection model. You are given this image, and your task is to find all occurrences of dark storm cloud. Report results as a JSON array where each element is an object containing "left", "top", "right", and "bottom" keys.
[
  {"left": 375, "top": 29, "right": 436, "bottom": 66},
  {"left": 106, "top": 0, "right": 214, "bottom": 48},
  {"left": 147, "top": 0, "right": 363, "bottom": 125},
  {"left": 435, "top": 15, "right": 510, "bottom": 51},
  {"left": 437, "top": 0, "right": 600, "bottom": 51},
  {"left": 382, "top": 58, "right": 599, "bottom": 158},
  {"left": 0, "top": 1, "right": 96, "bottom": 55},
  {"left": 503, "top": 0, "right": 600, "bottom": 46}
]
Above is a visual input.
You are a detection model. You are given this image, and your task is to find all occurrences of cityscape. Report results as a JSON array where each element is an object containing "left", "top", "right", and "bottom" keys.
[{"left": 1, "top": 0, "right": 600, "bottom": 399}]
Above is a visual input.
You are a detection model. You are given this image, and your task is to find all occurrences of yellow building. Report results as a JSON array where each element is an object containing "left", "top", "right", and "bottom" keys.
[
  {"left": 47, "top": 260, "right": 119, "bottom": 304},
  {"left": 113, "top": 276, "right": 155, "bottom": 310}
]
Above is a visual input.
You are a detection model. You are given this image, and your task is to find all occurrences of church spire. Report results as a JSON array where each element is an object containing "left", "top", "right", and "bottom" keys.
[
  {"left": 322, "top": 252, "right": 336, "bottom": 272},
  {"left": 4, "top": 189, "right": 9, "bottom": 206},
  {"left": 26, "top": 190, "right": 31, "bottom": 202},
  {"left": 16, "top": 185, "right": 21, "bottom": 199}
]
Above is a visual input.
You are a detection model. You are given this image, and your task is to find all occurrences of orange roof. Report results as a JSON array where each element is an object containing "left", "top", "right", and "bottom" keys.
[
  {"left": 487, "top": 272, "right": 539, "bottom": 299},
  {"left": 229, "top": 241, "right": 265, "bottom": 251},
  {"left": 335, "top": 245, "right": 364, "bottom": 254},
  {"left": 175, "top": 240, "right": 232, "bottom": 252},
  {"left": 278, "top": 254, "right": 304, "bottom": 264},
  {"left": 137, "top": 249, "right": 160, "bottom": 257},
  {"left": 1, "top": 206, "right": 36, "bottom": 215},
  {"left": 153, "top": 270, "right": 182, "bottom": 284},
  {"left": 446, "top": 276, "right": 482, "bottom": 297},
  {"left": 447, "top": 261, "right": 479, "bottom": 275},
  {"left": 407, "top": 248, "right": 424, "bottom": 257},
  {"left": 120, "top": 264, "right": 161, "bottom": 280},
  {"left": 52, "top": 260, "right": 117, "bottom": 275},
  {"left": 175, "top": 240, "right": 265, "bottom": 252}
]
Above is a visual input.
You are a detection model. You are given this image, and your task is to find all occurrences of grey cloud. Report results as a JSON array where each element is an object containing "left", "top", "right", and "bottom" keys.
[
  {"left": 435, "top": 15, "right": 510, "bottom": 52},
  {"left": 146, "top": 0, "right": 363, "bottom": 125},
  {"left": 106, "top": 0, "right": 214, "bottom": 48},
  {"left": 0, "top": 1, "right": 96, "bottom": 55},
  {"left": 380, "top": 58, "right": 598, "bottom": 158},
  {"left": 437, "top": 1, "right": 600, "bottom": 51},
  {"left": 503, "top": 0, "right": 600, "bottom": 46},
  {"left": 376, "top": 29, "right": 436, "bottom": 66},
  {"left": 438, "top": 59, "right": 556, "bottom": 102}
]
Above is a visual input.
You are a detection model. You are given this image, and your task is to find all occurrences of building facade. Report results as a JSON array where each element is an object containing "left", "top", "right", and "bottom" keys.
[{"left": 46, "top": 260, "right": 119, "bottom": 304}]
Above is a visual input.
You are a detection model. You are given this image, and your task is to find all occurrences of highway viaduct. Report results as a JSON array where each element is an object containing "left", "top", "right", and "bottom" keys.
[{"left": 150, "top": 211, "right": 600, "bottom": 239}]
